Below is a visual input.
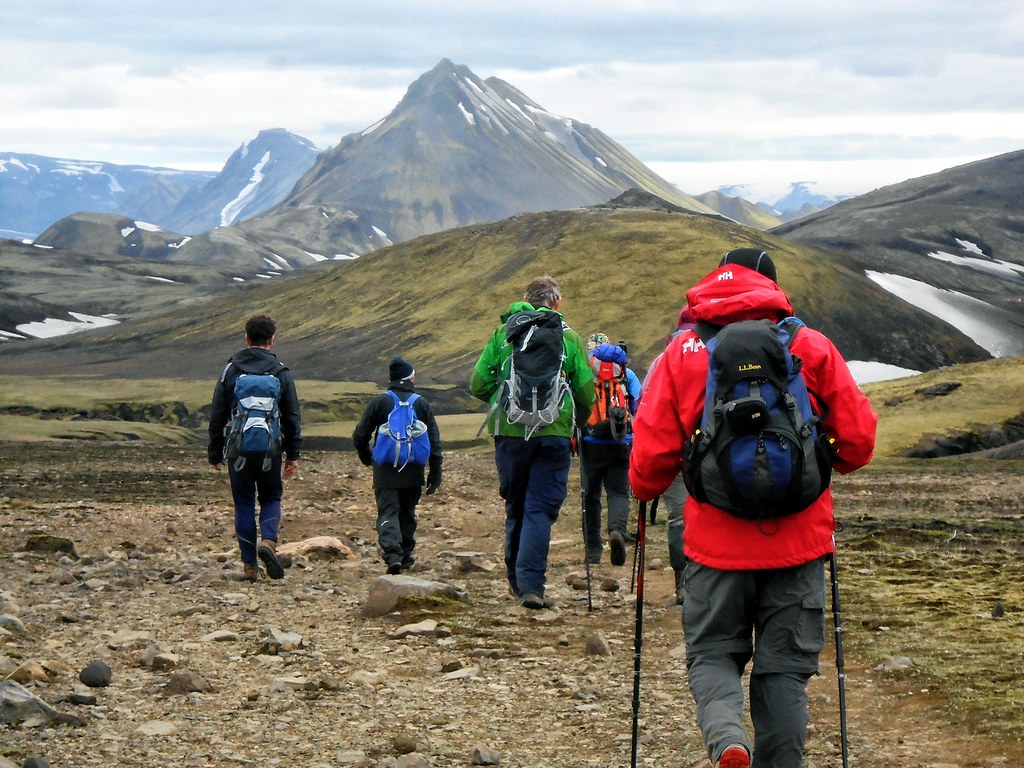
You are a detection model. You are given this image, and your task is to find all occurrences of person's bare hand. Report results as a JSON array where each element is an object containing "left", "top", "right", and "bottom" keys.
[
  {"left": 210, "top": 463, "right": 222, "bottom": 472},
  {"left": 284, "top": 459, "right": 299, "bottom": 479}
]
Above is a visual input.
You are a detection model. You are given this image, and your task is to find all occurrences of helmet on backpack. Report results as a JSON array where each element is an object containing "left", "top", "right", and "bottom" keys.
[{"left": 587, "top": 332, "right": 610, "bottom": 353}]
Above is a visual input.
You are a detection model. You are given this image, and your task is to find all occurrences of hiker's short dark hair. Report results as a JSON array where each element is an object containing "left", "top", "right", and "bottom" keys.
[
  {"left": 524, "top": 276, "right": 561, "bottom": 308},
  {"left": 245, "top": 315, "right": 276, "bottom": 346}
]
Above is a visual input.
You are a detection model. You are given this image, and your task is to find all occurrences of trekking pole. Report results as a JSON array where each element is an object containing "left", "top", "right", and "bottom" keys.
[
  {"left": 829, "top": 548, "right": 850, "bottom": 768},
  {"left": 630, "top": 499, "right": 639, "bottom": 593},
  {"left": 576, "top": 427, "right": 593, "bottom": 612},
  {"left": 630, "top": 496, "right": 657, "bottom": 594},
  {"left": 630, "top": 498, "right": 651, "bottom": 768}
]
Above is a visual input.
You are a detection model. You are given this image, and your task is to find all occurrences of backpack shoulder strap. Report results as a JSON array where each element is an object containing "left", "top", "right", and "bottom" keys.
[
  {"left": 694, "top": 320, "right": 721, "bottom": 345},
  {"left": 778, "top": 316, "right": 804, "bottom": 349}
]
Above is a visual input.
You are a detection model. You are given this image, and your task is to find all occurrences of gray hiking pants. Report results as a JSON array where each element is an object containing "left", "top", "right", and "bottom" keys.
[
  {"left": 661, "top": 472, "right": 688, "bottom": 573},
  {"left": 682, "top": 557, "right": 826, "bottom": 768},
  {"left": 580, "top": 441, "right": 631, "bottom": 561}
]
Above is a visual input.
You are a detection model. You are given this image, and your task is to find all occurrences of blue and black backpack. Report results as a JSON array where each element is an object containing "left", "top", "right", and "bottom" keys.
[
  {"left": 372, "top": 390, "right": 431, "bottom": 470},
  {"left": 683, "top": 317, "right": 833, "bottom": 519},
  {"left": 224, "top": 367, "right": 284, "bottom": 472}
]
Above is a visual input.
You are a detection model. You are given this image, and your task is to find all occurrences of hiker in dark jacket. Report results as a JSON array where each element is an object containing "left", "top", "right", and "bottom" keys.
[
  {"left": 208, "top": 315, "right": 301, "bottom": 582},
  {"left": 352, "top": 357, "right": 443, "bottom": 574}
]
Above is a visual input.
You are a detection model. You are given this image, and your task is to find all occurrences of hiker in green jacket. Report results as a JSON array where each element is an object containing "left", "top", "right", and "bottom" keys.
[{"left": 471, "top": 275, "right": 595, "bottom": 609}]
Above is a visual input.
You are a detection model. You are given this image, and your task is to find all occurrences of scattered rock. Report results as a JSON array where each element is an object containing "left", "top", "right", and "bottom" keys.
[
  {"left": 24, "top": 534, "right": 78, "bottom": 558},
  {"left": 585, "top": 632, "right": 612, "bottom": 656},
  {"left": 389, "top": 619, "right": 442, "bottom": 639},
  {"left": 9, "top": 661, "right": 49, "bottom": 684},
  {"left": 874, "top": 656, "right": 915, "bottom": 672},
  {"left": 451, "top": 551, "right": 497, "bottom": 573},
  {"left": 0, "top": 680, "right": 84, "bottom": 726},
  {"left": 361, "top": 575, "right": 468, "bottom": 618},
  {"left": 565, "top": 573, "right": 589, "bottom": 590},
  {"left": 468, "top": 648, "right": 504, "bottom": 659},
  {"left": 442, "top": 665, "right": 479, "bottom": 681},
  {"left": 136, "top": 720, "right": 178, "bottom": 736},
  {"left": 262, "top": 627, "right": 304, "bottom": 653},
  {"left": 200, "top": 629, "right": 238, "bottom": 642},
  {"left": 378, "top": 753, "right": 431, "bottom": 768},
  {"left": 471, "top": 745, "right": 501, "bottom": 765},
  {"left": 392, "top": 733, "right": 419, "bottom": 754},
  {"left": 105, "top": 629, "right": 154, "bottom": 650},
  {"left": 78, "top": 659, "right": 112, "bottom": 687},
  {"left": 277, "top": 536, "right": 354, "bottom": 560},
  {"left": 0, "top": 615, "right": 27, "bottom": 635},
  {"left": 164, "top": 669, "right": 212, "bottom": 694},
  {"left": 915, "top": 381, "right": 961, "bottom": 397}
]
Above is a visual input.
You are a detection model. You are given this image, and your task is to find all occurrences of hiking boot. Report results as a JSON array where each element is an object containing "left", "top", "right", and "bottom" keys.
[
  {"left": 400, "top": 556, "right": 415, "bottom": 572},
  {"left": 609, "top": 530, "right": 627, "bottom": 567},
  {"left": 718, "top": 745, "right": 750, "bottom": 768},
  {"left": 257, "top": 541, "right": 284, "bottom": 580},
  {"left": 520, "top": 592, "right": 556, "bottom": 610},
  {"left": 386, "top": 562, "right": 402, "bottom": 575},
  {"left": 585, "top": 548, "right": 603, "bottom": 565},
  {"left": 242, "top": 564, "right": 258, "bottom": 582}
]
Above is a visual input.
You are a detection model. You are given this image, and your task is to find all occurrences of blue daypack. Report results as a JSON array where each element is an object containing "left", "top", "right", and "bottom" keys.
[
  {"left": 224, "top": 371, "right": 283, "bottom": 472},
  {"left": 372, "top": 391, "right": 431, "bottom": 470},
  {"left": 683, "top": 317, "right": 833, "bottom": 519}
]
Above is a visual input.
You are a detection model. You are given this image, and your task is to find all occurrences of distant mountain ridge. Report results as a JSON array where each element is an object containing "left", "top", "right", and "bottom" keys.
[
  {"left": 160, "top": 129, "right": 321, "bottom": 234},
  {"left": 0, "top": 154, "right": 215, "bottom": 239},
  {"left": 772, "top": 149, "right": 1024, "bottom": 347},
  {"left": 713, "top": 181, "right": 847, "bottom": 222},
  {"left": 226, "top": 59, "right": 718, "bottom": 263}
]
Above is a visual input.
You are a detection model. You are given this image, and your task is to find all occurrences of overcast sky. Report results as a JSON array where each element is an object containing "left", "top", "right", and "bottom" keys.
[{"left": 3, "top": 0, "right": 1023, "bottom": 200}]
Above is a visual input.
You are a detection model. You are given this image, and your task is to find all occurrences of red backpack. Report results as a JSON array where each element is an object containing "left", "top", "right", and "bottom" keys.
[{"left": 587, "top": 357, "right": 631, "bottom": 441}]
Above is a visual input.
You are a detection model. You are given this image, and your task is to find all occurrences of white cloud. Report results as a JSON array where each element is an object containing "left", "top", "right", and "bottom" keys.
[{"left": 1, "top": 1, "right": 1022, "bottom": 193}]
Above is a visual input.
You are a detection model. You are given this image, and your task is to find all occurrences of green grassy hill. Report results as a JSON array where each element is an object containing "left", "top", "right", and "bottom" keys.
[
  {"left": 3, "top": 353, "right": 1022, "bottom": 462},
  {"left": 0, "top": 207, "right": 988, "bottom": 385}
]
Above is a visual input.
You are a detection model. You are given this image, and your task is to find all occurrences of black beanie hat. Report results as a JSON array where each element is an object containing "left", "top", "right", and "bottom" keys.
[
  {"left": 720, "top": 248, "right": 777, "bottom": 283},
  {"left": 389, "top": 357, "right": 415, "bottom": 383}
]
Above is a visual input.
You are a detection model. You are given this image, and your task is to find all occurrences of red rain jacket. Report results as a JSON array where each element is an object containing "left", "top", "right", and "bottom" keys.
[{"left": 629, "top": 265, "right": 878, "bottom": 570}]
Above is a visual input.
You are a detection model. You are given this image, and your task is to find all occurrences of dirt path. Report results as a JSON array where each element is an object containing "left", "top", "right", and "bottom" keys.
[{"left": 0, "top": 443, "right": 1019, "bottom": 767}]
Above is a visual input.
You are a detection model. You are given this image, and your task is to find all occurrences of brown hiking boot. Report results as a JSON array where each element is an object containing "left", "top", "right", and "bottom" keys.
[
  {"left": 257, "top": 540, "right": 285, "bottom": 580},
  {"left": 242, "top": 564, "right": 258, "bottom": 582}
]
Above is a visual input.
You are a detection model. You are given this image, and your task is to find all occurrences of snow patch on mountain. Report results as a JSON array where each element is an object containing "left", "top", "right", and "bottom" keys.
[
  {"left": 16, "top": 312, "right": 120, "bottom": 339},
  {"left": 866, "top": 271, "right": 1024, "bottom": 358},
  {"left": 221, "top": 151, "right": 271, "bottom": 226}
]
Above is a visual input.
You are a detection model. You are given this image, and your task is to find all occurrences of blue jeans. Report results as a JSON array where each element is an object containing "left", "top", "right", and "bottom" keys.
[
  {"left": 229, "top": 455, "right": 283, "bottom": 564},
  {"left": 495, "top": 435, "right": 571, "bottom": 597}
]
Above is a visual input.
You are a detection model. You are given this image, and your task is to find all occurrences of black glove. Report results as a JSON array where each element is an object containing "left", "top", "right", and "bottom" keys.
[
  {"left": 426, "top": 467, "right": 441, "bottom": 495},
  {"left": 357, "top": 448, "right": 373, "bottom": 467}
]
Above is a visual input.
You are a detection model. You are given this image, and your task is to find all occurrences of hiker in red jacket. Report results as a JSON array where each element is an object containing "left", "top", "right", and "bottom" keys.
[{"left": 629, "top": 249, "right": 877, "bottom": 768}]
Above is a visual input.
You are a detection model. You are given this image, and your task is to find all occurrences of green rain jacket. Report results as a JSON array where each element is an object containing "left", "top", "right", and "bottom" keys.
[{"left": 470, "top": 301, "right": 595, "bottom": 438}]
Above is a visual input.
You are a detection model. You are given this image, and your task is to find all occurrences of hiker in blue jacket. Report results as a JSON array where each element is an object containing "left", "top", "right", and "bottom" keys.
[
  {"left": 208, "top": 315, "right": 301, "bottom": 582},
  {"left": 352, "top": 357, "right": 443, "bottom": 574},
  {"left": 581, "top": 333, "right": 643, "bottom": 567}
]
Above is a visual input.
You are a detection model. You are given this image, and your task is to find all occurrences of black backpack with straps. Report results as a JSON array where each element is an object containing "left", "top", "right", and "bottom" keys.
[{"left": 683, "top": 317, "right": 833, "bottom": 519}]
